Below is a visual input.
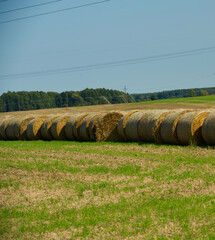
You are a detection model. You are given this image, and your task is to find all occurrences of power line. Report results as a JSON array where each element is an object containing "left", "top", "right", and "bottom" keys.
[
  {"left": 0, "top": 0, "right": 63, "bottom": 15},
  {"left": 0, "top": 46, "right": 215, "bottom": 81},
  {"left": 0, "top": 0, "right": 111, "bottom": 24}
]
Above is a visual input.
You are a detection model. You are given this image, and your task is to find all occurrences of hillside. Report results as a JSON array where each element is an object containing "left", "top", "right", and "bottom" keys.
[{"left": 0, "top": 95, "right": 214, "bottom": 117}]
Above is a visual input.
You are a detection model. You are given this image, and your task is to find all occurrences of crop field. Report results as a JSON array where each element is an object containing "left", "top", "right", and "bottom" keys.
[
  {"left": 0, "top": 96, "right": 215, "bottom": 239},
  {"left": 0, "top": 140, "right": 215, "bottom": 239}
]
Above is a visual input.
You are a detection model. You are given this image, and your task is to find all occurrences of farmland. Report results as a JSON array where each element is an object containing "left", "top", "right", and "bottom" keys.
[{"left": 0, "top": 96, "right": 215, "bottom": 239}]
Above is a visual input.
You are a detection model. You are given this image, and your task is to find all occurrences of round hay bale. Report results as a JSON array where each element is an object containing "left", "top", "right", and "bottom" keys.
[
  {"left": 177, "top": 110, "right": 210, "bottom": 145},
  {"left": 14, "top": 116, "right": 35, "bottom": 140},
  {"left": 73, "top": 114, "right": 89, "bottom": 140},
  {"left": 117, "top": 110, "right": 140, "bottom": 141},
  {"left": 26, "top": 116, "right": 49, "bottom": 140},
  {"left": 201, "top": 111, "right": 215, "bottom": 145},
  {"left": 95, "top": 111, "right": 124, "bottom": 142},
  {"left": 124, "top": 111, "right": 146, "bottom": 142},
  {"left": 5, "top": 117, "right": 21, "bottom": 140},
  {"left": 41, "top": 115, "right": 59, "bottom": 140},
  {"left": 88, "top": 113, "right": 106, "bottom": 141},
  {"left": 65, "top": 114, "right": 85, "bottom": 141},
  {"left": 160, "top": 110, "right": 195, "bottom": 145},
  {"left": 0, "top": 117, "right": 16, "bottom": 140},
  {"left": 51, "top": 115, "right": 71, "bottom": 140},
  {"left": 78, "top": 114, "right": 98, "bottom": 141},
  {"left": 138, "top": 110, "right": 173, "bottom": 143}
]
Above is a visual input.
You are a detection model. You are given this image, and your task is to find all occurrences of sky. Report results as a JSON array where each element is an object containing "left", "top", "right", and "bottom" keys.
[{"left": 0, "top": 0, "right": 215, "bottom": 95}]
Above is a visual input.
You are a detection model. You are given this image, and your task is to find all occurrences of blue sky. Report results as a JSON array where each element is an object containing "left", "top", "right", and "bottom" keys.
[{"left": 0, "top": 0, "right": 215, "bottom": 95}]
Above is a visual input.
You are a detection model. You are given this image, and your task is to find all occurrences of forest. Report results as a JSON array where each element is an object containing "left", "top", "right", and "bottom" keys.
[
  {"left": 0, "top": 87, "right": 214, "bottom": 112},
  {"left": 0, "top": 88, "right": 134, "bottom": 112}
]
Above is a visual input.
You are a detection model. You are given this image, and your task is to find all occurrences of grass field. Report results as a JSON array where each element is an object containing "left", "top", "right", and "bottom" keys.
[{"left": 0, "top": 141, "right": 215, "bottom": 239}]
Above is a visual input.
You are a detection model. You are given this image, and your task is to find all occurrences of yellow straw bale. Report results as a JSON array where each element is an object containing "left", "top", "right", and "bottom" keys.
[
  {"left": 201, "top": 111, "right": 215, "bottom": 145},
  {"left": 95, "top": 111, "right": 124, "bottom": 142},
  {"left": 138, "top": 110, "right": 173, "bottom": 143},
  {"left": 117, "top": 110, "right": 140, "bottom": 141},
  {"left": 14, "top": 116, "right": 35, "bottom": 140},
  {"left": 41, "top": 115, "right": 59, "bottom": 140},
  {"left": 88, "top": 114, "right": 105, "bottom": 141},
  {"left": 124, "top": 111, "right": 146, "bottom": 142},
  {"left": 65, "top": 114, "right": 83, "bottom": 140},
  {"left": 26, "top": 116, "right": 48, "bottom": 140},
  {"left": 73, "top": 114, "right": 89, "bottom": 140},
  {"left": 0, "top": 117, "right": 15, "bottom": 140},
  {"left": 78, "top": 114, "right": 98, "bottom": 141},
  {"left": 160, "top": 110, "right": 195, "bottom": 145},
  {"left": 51, "top": 115, "right": 71, "bottom": 140},
  {"left": 5, "top": 118, "right": 19, "bottom": 140},
  {"left": 177, "top": 110, "right": 210, "bottom": 145}
]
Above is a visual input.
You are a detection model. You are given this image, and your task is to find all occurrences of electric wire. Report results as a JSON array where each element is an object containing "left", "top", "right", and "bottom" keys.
[
  {"left": 0, "top": 46, "right": 215, "bottom": 81},
  {"left": 0, "top": 0, "right": 111, "bottom": 24},
  {"left": 0, "top": 0, "right": 63, "bottom": 15}
]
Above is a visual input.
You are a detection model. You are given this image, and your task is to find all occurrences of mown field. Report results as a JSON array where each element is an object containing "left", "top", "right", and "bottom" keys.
[{"left": 0, "top": 141, "right": 215, "bottom": 239}]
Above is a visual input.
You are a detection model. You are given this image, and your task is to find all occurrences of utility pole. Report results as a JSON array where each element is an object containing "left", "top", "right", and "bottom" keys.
[{"left": 124, "top": 85, "right": 128, "bottom": 103}]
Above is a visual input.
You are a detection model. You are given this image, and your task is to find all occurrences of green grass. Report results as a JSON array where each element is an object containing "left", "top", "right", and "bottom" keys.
[
  {"left": 133, "top": 95, "right": 215, "bottom": 106},
  {"left": 0, "top": 141, "right": 215, "bottom": 239}
]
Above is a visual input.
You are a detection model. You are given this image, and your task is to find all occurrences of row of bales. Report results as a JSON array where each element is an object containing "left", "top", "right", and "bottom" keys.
[{"left": 0, "top": 109, "right": 215, "bottom": 145}]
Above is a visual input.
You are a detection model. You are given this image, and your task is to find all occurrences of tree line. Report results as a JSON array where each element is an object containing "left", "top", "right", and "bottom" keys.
[
  {"left": 0, "top": 88, "right": 134, "bottom": 112},
  {"left": 0, "top": 87, "right": 215, "bottom": 112},
  {"left": 132, "top": 87, "right": 215, "bottom": 102}
]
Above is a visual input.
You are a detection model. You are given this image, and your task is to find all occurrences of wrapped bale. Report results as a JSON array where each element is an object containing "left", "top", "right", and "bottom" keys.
[
  {"left": 13, "top": 116, "right": 35, "bottom": 140},
  {"left": 201, "top": 111, "right": 215, "bottom": 145},
  {"left": 117, "top": 110, "right": 139, "bottom": 141},
  {"left": 95, "top": 111, "right": 124, "bottom": 142},
  {"left": 138, "top": 110, "right": 173, "bottom": 143},
  {"left": 88, "top": 113, "right": 106, "bottom": 141},
  {"left": 41, "top": 115, "right": 59, "bottom": 140},
  {"left": 78, "top": 114, "right": 98, "bottom": 141},
  {"left": 51, "top": 115, "right": 71, "bottom": 140},
  {"left": 160, "top": 110, "right": 195, "bottom": 145},
  {"left": 27, "top": 116, "right": 48, "bottom": 140},
  {"left": 0, "top": 117, "right": 15, "bottom": 140},
  {"left": 177, "top": 110, "right": 210, "bottom": 145}
]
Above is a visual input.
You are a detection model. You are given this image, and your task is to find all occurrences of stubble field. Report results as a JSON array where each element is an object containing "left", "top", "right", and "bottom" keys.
[{"left": 0, "top": 96, "right": 215, "bottom": 239}]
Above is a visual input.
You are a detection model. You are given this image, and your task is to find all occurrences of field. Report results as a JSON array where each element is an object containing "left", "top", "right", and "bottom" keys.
[{"left": 0, "top": 96, "right": 215, "bottom": 239}]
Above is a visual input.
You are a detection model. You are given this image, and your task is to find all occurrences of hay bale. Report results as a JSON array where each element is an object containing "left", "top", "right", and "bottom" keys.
[
  {"left": 26, "top": 116, "right": 48, "bottom": 140},
  {"left": 177, "top": 110, "right": 210, "bottom": 145},
  {"left": 95, "top": 111, "right": 124, "bottom": 142},
  {"left": 5, "top": 117, "right": 21, "bottom": 140},
  {"left": 160, "top": 110, "right": 195, "bottom": 145},
  {"left": 88, "top": 113, "right": 106, "bottom": 141},
  {"left": 78, "top": 114, "right": 98, "bottom": 141},
  {"left": 117, "top": 110, "right": 140, "bottom": 141},
  {"left": 123, "top": 111, "right": 146, "bottom": 142},
  {"left": 138, "top": 110, "right": 173, "bottom": 143},
  {"left": 0, "top": 117, "right": 15, "bottom": 140},
  {"left": 65, "top": 114, "right": 82, "bottom": 140},
  {"left": 41, "top": 115, "right": 59, "bottom": 140},
  {"left": 73, "top": 114, "right": 89, "bottom": 140},
  {"left": 14, "top": 116, "right": 35, "bottom": 140},
  {"left": 51, "top": 115, "right": 71, "bottom": 140},
  {"left": 201, "top": 111, "right": 215, "bottom": 145}
]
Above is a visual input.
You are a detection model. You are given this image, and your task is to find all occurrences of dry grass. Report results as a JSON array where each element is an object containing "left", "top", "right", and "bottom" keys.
[{"left": 0, "top": 141, "right": 214, "bottom": 239}]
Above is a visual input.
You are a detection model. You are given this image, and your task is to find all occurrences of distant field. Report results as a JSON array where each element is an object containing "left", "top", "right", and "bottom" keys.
[
  {"left": 0, "top": 95, "right": 215, "bottom": 117},
  {"left": 0, "top": 141, "right": 215, "bottom": 239}
]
